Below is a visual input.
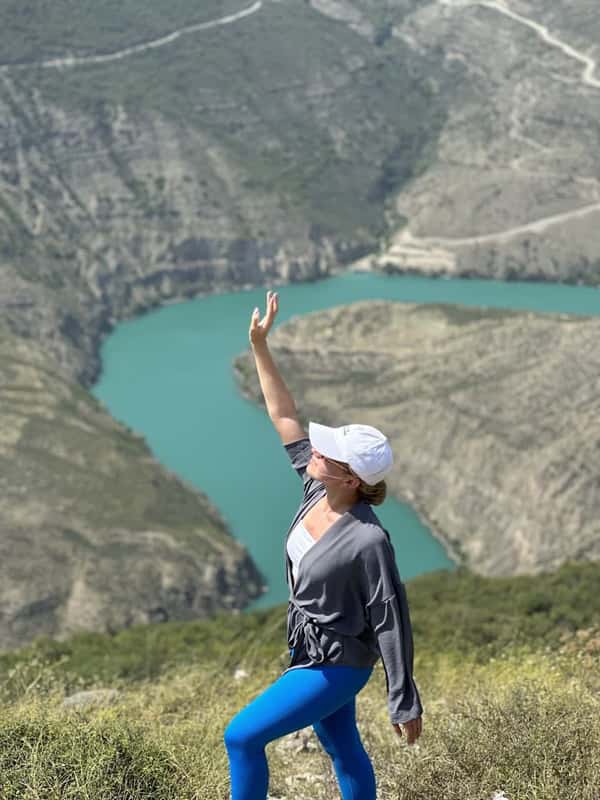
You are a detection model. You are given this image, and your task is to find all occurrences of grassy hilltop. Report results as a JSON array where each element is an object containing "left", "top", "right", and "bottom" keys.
[{"left": 1, "top": 562, "right": 599, "bottom": 799}]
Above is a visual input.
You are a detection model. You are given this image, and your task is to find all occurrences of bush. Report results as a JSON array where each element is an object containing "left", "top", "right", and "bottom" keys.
[{"left": 0, "top": 705, "right": 183, "bottom": 800}]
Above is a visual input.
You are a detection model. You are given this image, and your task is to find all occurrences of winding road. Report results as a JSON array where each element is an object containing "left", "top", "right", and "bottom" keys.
[
  {"left": 382, "top": 0, "right": 600, "bottom": 267},
  {"left": 398, "top": 201, "right": 600, "bottom": 249},
  {"left": 0, "top": 1, "right": 262, "bottom": 73},
  {"left": 474, "top": 0, "right": 600, "bottom": 90}
]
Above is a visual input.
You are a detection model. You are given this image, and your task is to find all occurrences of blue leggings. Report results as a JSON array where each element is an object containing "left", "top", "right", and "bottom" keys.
[{"left": 224, "top": 662, "right": 376, "bottom": 800}]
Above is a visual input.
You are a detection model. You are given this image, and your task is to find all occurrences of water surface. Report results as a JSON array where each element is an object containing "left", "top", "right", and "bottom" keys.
[{"left": 91, "top": 272, "right": 600, "bottom": 610}]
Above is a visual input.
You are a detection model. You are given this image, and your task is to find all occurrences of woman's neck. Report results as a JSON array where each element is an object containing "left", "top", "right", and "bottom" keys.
[{"left": 321, "top": 486, "right": 360, "bottom": 515}]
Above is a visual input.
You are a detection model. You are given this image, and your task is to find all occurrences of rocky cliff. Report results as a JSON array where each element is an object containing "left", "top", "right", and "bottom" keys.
[
  {"left": 0, "top": 0, "right": 451, "bottom": 386},
  {"left": 0, "top": 321, "right": 264, "bottom": 652},
  {"left": 1, "top": 0, "right": 599, "bottom": 311},
  {"left": 234, "top": 300, "right": 600, "bottom": 577}
]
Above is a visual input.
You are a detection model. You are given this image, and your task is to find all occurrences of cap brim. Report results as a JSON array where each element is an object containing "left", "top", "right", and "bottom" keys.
[{"left": 308, "top": 421, "right": 345, "bottom": 461}]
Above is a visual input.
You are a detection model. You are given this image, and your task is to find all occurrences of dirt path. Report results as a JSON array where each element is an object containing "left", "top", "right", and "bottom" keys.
[
  {"left": 381, "top": 0, "right": 600, "bottom": 266},
  {"left": 0, "top": 1, "right": 262, "bottom": 73},
  {"left": 398, "top": 201, "right": 600, "bottom": 249},
  {"left": 475, "top": 0, "right": 600, "bottom": 90},
  {"left": 440, "top": 0, "right": 599, "bottom": 90}
]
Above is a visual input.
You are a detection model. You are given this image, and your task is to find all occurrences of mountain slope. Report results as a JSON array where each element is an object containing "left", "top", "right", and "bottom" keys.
[
  {"left": 0, "top": 322, "right": 263, "bottom": 652},
  {"left": 235, "top": 300, "right": 600, "bottom": 576}
]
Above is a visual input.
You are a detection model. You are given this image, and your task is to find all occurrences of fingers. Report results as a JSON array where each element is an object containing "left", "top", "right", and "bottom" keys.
[
  {"left": 394, "top": 718, "right": 422, "bottom": 745},
  {"left": 250, "top": 290, "right": 277, "bottom": 321},
  {"left": 249, "top": 290, "right": 278, "bottom": 344},
  {"left": 265, "top": 289, "right": 278, "bottom": 322},
  {"left": 261, "top": 290, "right": 278, "bottom": 333},
  {"left": 406, "top": 717, "right": 422, "bottom": 745}
]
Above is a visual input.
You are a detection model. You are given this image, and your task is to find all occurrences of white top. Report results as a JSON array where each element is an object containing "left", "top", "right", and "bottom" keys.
[{"left": 286, "top": 519, "right": 317, "bottom": 583}]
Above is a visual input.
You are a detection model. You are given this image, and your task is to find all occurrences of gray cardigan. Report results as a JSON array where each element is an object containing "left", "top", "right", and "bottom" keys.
[{"left": 281, "top": 438, "right": 423, "bottom": 725}]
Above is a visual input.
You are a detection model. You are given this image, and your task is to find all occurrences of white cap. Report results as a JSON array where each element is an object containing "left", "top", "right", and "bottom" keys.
[{"left": 308, "top": 421, "right": 394, "bottom": 486}]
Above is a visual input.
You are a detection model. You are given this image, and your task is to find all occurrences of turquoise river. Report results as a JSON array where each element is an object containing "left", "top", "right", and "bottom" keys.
[{"left": 90, "top": 272, "right": 600, "bottom": 612}]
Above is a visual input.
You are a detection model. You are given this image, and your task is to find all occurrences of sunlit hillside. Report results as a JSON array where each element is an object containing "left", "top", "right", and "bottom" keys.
[{"left": 1, "top": 563, "right": 598, "bottom": 799}]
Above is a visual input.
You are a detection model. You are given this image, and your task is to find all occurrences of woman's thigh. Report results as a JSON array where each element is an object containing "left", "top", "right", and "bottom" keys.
[{"left": 224, "top": 665, "right": 373, "bottom": 749}]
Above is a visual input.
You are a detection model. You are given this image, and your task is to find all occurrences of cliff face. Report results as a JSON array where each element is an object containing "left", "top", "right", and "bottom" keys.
[
  {"left": 0, "top": 0, "right": 451, "bottom": 387},
  {"left": 234, "top": 301, "right": 600, "bottom": 577},
  {"left": 0, "top": 322, "right": 264, "bottom": 652},
  {"left": 0, "top": 79, "right": 343, "bottom": 387}
]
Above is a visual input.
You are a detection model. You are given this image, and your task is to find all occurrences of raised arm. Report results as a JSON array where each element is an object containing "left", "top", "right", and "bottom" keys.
[{"left": 249, "top": 290, "right": 307, "bottom": 445}]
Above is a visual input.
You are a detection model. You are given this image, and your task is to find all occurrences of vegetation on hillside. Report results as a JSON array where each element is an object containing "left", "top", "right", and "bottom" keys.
[
  {"left": 0, "top": 0, "right": 244, "bottom": 63},
  {"left": 2, "top": 560, "right": 598, "bottom": 690},
  {"left": 3, "top": 0, "right": 449, "bottom": 248},
  {"left": 0, "top": 562, "right": 598, "bottom": 798}
]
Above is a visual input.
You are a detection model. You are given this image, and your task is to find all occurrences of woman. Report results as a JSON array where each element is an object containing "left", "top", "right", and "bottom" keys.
[{"left": 224, "top": 290, "right": 423, "bottom": 800}]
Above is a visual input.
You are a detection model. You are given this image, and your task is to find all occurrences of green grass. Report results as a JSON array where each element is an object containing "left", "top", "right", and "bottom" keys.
[
  {"left": 2, "top": 648, "right": 598, "bottom": 799},
  {"left": 1, "top": 560, "right": 598, "bottom": 692},
  {"left": 0, "top": 561, "right": 599, "bottom": 798}
]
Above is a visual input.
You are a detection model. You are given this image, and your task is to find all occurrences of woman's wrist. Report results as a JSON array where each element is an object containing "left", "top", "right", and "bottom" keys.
[{"left": 251, "top": 338, "right": 269, "bottom": 355}]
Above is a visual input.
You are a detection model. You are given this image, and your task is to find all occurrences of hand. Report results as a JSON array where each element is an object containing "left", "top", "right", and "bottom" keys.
[
  {"left": 249, "top": 289, "right": 279, "bottom": 346},
  {"left": 392, "top": 715, "right": 422, "bottom": 745}
]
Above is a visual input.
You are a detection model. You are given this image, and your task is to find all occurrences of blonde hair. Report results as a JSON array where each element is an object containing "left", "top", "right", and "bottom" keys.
[
  {"left": 357, "top": 479, "right": 387, "bottom": 506},
  {"left": 346, "top": 464, "right": 387, "bottom": 506},
  {"left": 338, "top": 461, "right": 388, "bottom": 506}
]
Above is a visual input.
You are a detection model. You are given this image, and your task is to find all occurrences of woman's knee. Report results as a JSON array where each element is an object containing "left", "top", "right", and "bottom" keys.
[
  {"left": 224, "top": 708, "right": 266, "bottom": 753},
  {"left": 224, "top": 713, "right": 249, "bottom": 751}
]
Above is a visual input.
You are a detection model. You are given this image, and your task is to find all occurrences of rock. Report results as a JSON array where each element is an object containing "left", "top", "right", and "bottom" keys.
[
  {"left": 284, "top": 771, "right": 326, "bottom": 788},
  {"left": 275, "top": 728, "right": 319, "bottom": 754},
  {"left": 62, "top": 689, "right": 120, "bottom": 710}
]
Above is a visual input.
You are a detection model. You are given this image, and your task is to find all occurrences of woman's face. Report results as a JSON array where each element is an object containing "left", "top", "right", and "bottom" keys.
[{"left": 306, "top": 447, "right": 354, "bottom": 484}]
